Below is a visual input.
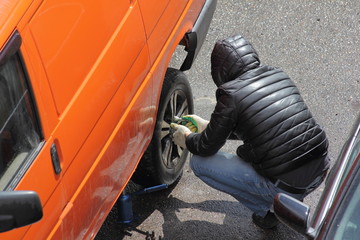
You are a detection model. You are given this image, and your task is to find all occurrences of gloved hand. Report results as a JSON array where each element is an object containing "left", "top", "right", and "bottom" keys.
[
  {"left": 170, "top": 123, "right": 191, "bottom": 149},
  {"left": 182, "top": 115, "right": 209, "bottom": 133}
]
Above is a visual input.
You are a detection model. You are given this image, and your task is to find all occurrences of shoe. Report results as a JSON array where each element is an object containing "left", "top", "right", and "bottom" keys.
[{"left": 252, "top": 212, "right": 279, "bottom": 229}]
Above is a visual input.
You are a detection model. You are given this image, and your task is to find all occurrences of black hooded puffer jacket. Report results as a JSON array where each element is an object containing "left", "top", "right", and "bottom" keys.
[{"left": 186, "top": 35, "right": 329, "bottom": 178}]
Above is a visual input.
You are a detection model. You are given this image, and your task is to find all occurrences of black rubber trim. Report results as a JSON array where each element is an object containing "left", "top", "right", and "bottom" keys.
[
  {"left": 180, "top": 32, "right": 197, "bottom": 71},
  {"left": 0, "top": 31, "right": 22, "bottom": 66},
  {"left": 180, "top": 0, "right": 217, "bottom": 71}
]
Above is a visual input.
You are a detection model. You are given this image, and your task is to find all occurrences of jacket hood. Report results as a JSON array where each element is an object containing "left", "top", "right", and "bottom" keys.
[{"left": 211, "top": 35, "right": 260, "bottom": 86}]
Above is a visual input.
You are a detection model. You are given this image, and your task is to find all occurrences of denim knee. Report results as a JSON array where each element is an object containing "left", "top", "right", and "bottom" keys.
[{"left": 189, "top": 154, "right": 201, "bottom": 175}]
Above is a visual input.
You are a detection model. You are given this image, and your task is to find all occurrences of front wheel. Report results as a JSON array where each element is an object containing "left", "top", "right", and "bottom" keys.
[{"left": 132, "top": 68, "right": 194, "bottom": 187}]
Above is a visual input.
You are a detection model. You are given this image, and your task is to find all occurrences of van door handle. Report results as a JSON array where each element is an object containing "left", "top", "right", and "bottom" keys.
[{"left": 50, "top": 143, "right": 62, "bottom": 174}]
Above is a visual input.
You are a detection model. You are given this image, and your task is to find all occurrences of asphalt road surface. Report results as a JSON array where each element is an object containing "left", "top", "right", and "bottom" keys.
[{"left": 96, "top": 1, "right": 360, "bottom": 239}]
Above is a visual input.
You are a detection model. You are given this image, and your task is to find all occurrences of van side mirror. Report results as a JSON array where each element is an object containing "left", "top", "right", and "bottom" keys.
[
  {"left": 0, "top": 191, "right": 43, "bottom": 233},
  {"left": 273, "top": 193, "right": 311, "bottom": 236}
]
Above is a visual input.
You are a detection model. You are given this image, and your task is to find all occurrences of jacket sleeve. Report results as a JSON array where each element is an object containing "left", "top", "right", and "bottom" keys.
[{"left": 185, "top": 88, "right": 237, "bottom": 156}]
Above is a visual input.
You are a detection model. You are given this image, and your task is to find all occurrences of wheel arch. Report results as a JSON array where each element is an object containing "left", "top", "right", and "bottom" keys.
[{"left": 152, "top": 0, "right": 216, "bottom": 104}]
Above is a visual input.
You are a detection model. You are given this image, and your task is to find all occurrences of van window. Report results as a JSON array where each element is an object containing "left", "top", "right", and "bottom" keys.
[{"left": 0, "top": 52, "right": 41, "bottom": 190}]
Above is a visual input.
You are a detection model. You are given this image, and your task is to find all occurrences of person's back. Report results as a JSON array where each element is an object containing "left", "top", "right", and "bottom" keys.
[
  {"left": 219, "top": 65, "right": 329, "bottom": 187},
  {"left": 187, "top": 35, "right": 329, "bottom": 187},
  {"left": 175, "top": 34, "right": 330, "bottom": 229}
]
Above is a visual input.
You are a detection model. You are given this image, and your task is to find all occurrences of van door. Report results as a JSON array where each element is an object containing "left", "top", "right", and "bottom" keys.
[
  {"left": 27, "top": 0, "right": 144, "bottom": 201},
  {"left": 0, "top": 31, "right": 61, "bottom": 239},
  {"left": 24, "top": 0, "right": 150, "bottom": 239}
]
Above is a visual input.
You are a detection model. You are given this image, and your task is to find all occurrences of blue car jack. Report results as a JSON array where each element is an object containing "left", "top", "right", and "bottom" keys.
[{"left": 117, "top": 184, "right": 168, "bottom": 224}]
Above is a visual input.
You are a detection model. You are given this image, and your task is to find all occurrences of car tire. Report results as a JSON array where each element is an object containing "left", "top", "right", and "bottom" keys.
[{"left": 131, "top": 68, "right": 194, "bottom": 187}]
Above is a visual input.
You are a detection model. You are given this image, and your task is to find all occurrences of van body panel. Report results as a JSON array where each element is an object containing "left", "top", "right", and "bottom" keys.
[
  {"left": 29, "top": 2, "right": 147, "bottom": 176},
  {"left": 0, "top": 0, "right": 32, "bottom": 48},
  {"left": 138, "top": 0, "right": 170, "bottom": 38},
  {"left": 0, "top": 0, "right": 215, "bottom": 238},
  {"left": 48, "top": 47, "right": 153, "bottom": 239},
  {"left": 19, "top": 28, "right": 58, "bottom": 139},
  {"left": 29, "top": 0, "right": 131, "bottom": 115}
]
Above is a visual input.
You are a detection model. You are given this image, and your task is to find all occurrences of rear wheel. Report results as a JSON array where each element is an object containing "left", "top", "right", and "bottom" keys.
[{"left": 131, "top": 68, "right": 194, "bottom": 186}]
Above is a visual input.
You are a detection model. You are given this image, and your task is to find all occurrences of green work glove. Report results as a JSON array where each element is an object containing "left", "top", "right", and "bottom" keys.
[
  {"left": 170, "top": 123, "right": 191, "bottom": 149},
  {"left": 173, "top": 116, "right": 199, "bottom": 133},
  {"left": 182, "top": 115, "right": 209, "bottom": 133}
]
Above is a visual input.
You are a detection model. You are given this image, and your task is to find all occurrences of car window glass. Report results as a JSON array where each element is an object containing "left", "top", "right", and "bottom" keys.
[
  {"left": 338, "top": 135, "right": 360, "bottom": 188},
  {"left": 332, "top": 166, "right": 360, "bottom": 239},
  {"left": 0, "top": 53, "right": 41, "bottom": 190}
]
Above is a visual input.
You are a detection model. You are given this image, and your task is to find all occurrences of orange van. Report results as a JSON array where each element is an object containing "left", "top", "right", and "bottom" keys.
[{"left": 0, "top": 0, "right": 216, "bottom": 239}]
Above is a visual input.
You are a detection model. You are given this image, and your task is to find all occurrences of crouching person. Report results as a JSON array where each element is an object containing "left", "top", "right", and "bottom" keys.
[{"left": 171, "top": 34, "right": 330, "bottom": 229}]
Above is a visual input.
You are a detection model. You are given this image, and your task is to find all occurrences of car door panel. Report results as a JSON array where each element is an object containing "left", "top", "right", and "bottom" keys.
[
  {"left": 52, "top": 45, "right": 151, "bottom": 208},
  {"left": 0, "top": 29, "right": 60, "bottom": 239},
  {"left": 0, "top": 0, "right": 219, "bottom": 238},
  {"left": 29, "top": 1, "right": 146, "bottom": 176},
  {"left": 0, "top": 1, "right": 148, "bottom": 239},
  {"left": 0, "top": 137, "right": 64, "bottom": 240},
  {"left": 18, "top": 29, "right": 58, "bottom": 138},
  {"left": 21, "top": 181, "right": 68, "bottom": 239},
  {"left": 48, "top": 45, "right": 153, "bottom": 239},
  {"left": 29, "top": 0, "right": 130, "bottom": 115}
]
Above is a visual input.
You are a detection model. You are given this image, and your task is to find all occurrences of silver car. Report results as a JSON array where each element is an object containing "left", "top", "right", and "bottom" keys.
[{"left": 274, "top": 114, "right": 360, "bottom": 239}]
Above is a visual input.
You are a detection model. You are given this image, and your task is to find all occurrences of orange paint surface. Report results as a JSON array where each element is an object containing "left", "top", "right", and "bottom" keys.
[{"left": 0, "top": 0, "right": 207, "bottom": 239}]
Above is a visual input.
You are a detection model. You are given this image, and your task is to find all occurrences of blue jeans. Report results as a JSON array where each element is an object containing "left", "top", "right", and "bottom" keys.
[{"left": 189, "top": 152, "right": 309, "bottom": 217}]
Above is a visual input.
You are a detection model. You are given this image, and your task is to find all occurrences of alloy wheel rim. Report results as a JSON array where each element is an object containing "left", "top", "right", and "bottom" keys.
[{"left": 160, "top": 89, "right": 189, "bottom": 169}]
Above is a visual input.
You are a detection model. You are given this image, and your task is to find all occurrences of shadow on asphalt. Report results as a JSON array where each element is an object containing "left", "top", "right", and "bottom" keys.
[{"left": 96, "top": 181, "right": 304, "bottom": 240}]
